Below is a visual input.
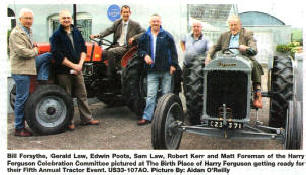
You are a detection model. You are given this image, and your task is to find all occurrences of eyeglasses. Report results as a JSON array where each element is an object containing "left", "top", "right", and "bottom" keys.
[
  {"left": 21, "top": 17, "right": 33, "bottom": 20},
  {"left": 61, "top": 17, "right": 71, "bottom": 20}
]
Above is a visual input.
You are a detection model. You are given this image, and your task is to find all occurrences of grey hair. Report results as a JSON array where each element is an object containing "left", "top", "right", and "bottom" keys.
[
  {"left": 151, "top": 13, "right": 161, "bottom": 18},
  {"left": 19, "top": 8, "right": 34, "bottom": 18},
  {"left": 227, "top": 15, "right": 241, "bottom": 24}
]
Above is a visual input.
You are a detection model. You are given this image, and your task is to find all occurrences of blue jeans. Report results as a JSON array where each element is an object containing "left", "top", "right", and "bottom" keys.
[
  {"left": 12, "top": 52, "right": 52, "bottom": 129},
  {"left": 142, "top": 71, "right": 172, "bottom": 121},
  {"left": 36, "top": 52, "right": 53, "bottom": 80},
  {"left": 12, "top": 75, "right": 30, "bottom": 129}
]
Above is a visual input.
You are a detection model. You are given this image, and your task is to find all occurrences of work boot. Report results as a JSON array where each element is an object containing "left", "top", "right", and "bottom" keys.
[
  {"left": 81, "top": 119, "right": 100, "bottom": 126},
  {"left": 67, "top": 124, "right": 75, "bottom": 131},
  {"left": 15, "top": 128, "right": 33, "bottom": 137},
  {"left": 253, "top": 90, "right": 263, "bottom": 108}
]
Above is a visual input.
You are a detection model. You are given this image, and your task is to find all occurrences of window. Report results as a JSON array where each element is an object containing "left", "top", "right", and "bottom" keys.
[{"left": 7, "top": 8, "right": 16, "bottom": 29}]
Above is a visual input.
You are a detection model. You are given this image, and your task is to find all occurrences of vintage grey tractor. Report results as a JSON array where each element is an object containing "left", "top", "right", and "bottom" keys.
[{"left": 151, "top": 49, "right": 303, "bottom": 150}]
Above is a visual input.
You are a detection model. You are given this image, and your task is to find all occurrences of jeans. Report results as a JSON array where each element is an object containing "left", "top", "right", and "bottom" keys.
[
  {"left": 12, "top": 75, "right": 30, "bottom": 129},
  {"left": 36, "top": 52, "right": 53, "bottom": 80},
  {"left": 12, "top": 52, "right": 52, "bottom": 129},
  {"left": 142, "top": 71, "right": 172, "bottom": 121}
]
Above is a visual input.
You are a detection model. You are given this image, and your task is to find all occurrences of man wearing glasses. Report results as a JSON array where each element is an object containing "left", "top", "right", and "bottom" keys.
[{"left": 9, "top": 8, "right": 52, "bottom": 137}]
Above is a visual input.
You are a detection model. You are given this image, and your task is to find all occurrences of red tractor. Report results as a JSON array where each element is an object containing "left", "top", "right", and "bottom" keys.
[{"left": 10, "top": 38, "right": 182, "bottom": 135}]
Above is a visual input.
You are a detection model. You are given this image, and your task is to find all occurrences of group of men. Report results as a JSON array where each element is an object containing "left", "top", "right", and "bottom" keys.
[{"left": 10, "top": 5, "right": 263, "bottom": 137}]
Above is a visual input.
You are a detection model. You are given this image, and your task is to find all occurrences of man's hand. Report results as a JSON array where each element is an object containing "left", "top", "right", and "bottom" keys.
[
  {"left": 73, "top": 63, "right": 82, "bottom": 72},
  {"left": 144, "top": 55, "right": 153, "bottom": 65},
  {"left": 170, "top": 66, "right": 176, "bottom": 75},
  {"left": 90, "top": 34, "right": 99, "bottom": 39},
  {"left": 33, "top": 42, "right": 38, "bottom": 47},
  {"left": 239, "top": 45, "right": 249, "bottom": 52},
  {"left": 128, "top": 37, "right": 134, "bottom": 45},
  {"left": 205, "top": 54, "right": 212, "bottom": 65}
]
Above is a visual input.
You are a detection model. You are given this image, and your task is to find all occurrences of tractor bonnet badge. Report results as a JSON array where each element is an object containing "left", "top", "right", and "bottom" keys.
[{"left": 218, "top": 61, "right": 237, "bottom": 67}]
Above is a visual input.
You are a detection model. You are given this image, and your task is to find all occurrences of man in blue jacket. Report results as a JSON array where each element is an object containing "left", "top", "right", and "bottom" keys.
[
  {"left": 137, "top": 14, "right": 179, "bottom": 125},
  {"left": 50, "top": 10, "right": 100, "bottom": 130}
]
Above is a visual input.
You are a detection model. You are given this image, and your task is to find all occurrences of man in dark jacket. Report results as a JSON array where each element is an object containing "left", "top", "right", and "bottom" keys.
[
  {"left": 137, "top": 14, "right": 179, "bottom": 125},
  {"left": 50, "top": 10, "right": 100, "bottom": 130},
  {"left": 90, "top": 5, "right": 144, "bottom": 78}
]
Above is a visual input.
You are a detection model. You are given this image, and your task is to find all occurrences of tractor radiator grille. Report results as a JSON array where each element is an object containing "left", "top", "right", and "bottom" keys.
[{"left": 206, "top": 70, "right": 248, "bottom": 120}]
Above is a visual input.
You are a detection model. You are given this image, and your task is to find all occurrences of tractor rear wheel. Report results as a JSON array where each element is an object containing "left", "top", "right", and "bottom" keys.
[
  {"left": 122, "top": 55, "right": 182, "bottom": 118},
  {"left": 121, "top": 55, "right": 146, "bottom": 118},
  {"left": 269, "top": 56, "right": 293, "bottom": 128},
  {"left": 25, "top": 84, "right": 73, "bottom": 135},
  {"left": 183, "top": 56, "right": 205, "bottom": 125},
  {"left": 284, "top": 101, "right": 302, "bottom": 149},
  {"left": 10, "top": 84, "right": 16, "bottom": 110}
]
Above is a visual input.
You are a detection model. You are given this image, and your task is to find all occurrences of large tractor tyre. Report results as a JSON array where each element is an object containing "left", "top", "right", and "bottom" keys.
[
  {"left": 25, "top": 84, "right": 74, "bottom": 135},
  {"left": 183, "top": 56, "right": 205, "bottom": 125},
  {"left": 121, "top": 55, "right": 146, "bottom": 118},
  {"left": 151, "top": 93, "right": 184, "bottom": 150},
  {"left": 284, "top": 101, "right": 303, "bottom": 150},
  {"left": 269, "top": 56, "right": 293, "bottom": 128},
  {"left": 10, "top": 84, "right": 16, "bottom": 110}
]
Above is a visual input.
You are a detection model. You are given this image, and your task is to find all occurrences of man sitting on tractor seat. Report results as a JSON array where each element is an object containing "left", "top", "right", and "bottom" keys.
[
  {"left": 205, "top": 15, "right": 264, "bottom": 108},
  {"left": 90, "top": 5, "right": 145, "bottom": 79},
  {"left": 9, "top": 8, "right": 52, "bottom": 137}
]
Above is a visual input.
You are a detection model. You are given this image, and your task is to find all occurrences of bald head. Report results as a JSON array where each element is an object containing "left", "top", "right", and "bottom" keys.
[
  {"left": 191, "top": 20, "right": 202, "bottom": 37},
  {"left": 150, "top": 14, "right": 162, "bottom": 33},
  {"left": 59, "top": 10, "right": 72, "bottom": 28}
]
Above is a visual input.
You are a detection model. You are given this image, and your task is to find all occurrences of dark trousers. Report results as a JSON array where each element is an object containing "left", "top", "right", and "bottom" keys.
[
  {"left": 56, "top": 73, "right": 93, "bottom": 124},
  {"left": 104, "top": 46, "right": 128, "bottom": 77},
  {"left": 251, "top": 59, "right": 264, "bottom": 85}
]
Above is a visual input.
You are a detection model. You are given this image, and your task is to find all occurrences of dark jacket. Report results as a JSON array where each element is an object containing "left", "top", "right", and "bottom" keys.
[
  {"left": 138, "top": 26, "right": 178, "bottom": 71},
  {"left": 50, "top": 24, "right": 87, "bottom": 74}
]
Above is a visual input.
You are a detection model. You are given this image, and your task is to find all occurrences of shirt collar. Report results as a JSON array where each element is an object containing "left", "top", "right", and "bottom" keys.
[
  {"left": 231, "top": 33, "right": 240, "bottom": 38},
  {"left": 191, "top": 33, "right": 203, "bottom": 40},
  {"left": 21, "top": 25, "right": 31, "bottom": 35},
  {"left": 122, "top": 20, "right": 129, "bottom": 25}
]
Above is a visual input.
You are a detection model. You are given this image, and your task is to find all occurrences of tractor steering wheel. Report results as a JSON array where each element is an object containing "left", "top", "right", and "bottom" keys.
[
  {"left": 222, "top": 47, "right": 239, "bottom": 54},
  {"left": 89, "top": 37, "right": 113, "bottom": 47}
]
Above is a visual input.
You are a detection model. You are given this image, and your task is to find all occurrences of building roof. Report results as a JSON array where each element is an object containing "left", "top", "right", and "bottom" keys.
[{"left": 239, "top": 11, "right": 285, "bottom": 26}]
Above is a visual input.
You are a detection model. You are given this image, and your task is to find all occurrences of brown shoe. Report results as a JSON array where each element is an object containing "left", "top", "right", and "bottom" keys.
[
  {"left": 67, "top": 124, "right": 75, "bottom": 131},
  {"left": 82, "top": 120, "right": 100, "bottom": 125},
  {"left": 15, "top": 128, "right": 33, "bottom": 137},
  {"left": 137, "top": 119, "right": 150, "bottom": 126},
  {"left": 253, "top": 90, "right": 263, "bottom": 108}
]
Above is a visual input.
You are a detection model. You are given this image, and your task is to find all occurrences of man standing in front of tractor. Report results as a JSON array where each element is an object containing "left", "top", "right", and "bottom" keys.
[
  {"left": 180, "top": 20, "right": 211, "bottom": 124},
  {"left": 50, "top": 10, "right": 100, "bottom": 130},
  {"left": 90, "top": 5, "right": 145, "bottom": 79},
  {"left": 137, "top": 14, "right": 179, "bottom": 125},
  {"left": 9, "top": 8, "right": 52, "bottom": 137},
  {"left": 205, "top": 15, "right": 264, "bottom": 108}
]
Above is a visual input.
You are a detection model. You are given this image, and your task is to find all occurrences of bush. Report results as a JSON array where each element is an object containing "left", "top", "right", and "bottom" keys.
[{"left": 276, "top": 42, "right": 302, "bottom": 58}]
